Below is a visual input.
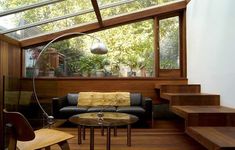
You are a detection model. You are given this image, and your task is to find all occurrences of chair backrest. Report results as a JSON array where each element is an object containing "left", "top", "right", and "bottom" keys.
[{"left": 4, "top": 110, "right": 35, "bottom": 150}]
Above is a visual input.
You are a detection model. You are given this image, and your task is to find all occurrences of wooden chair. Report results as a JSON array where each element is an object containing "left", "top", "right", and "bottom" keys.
[{"left": 4, "top": 110, "right": 74, "bottom": 150}]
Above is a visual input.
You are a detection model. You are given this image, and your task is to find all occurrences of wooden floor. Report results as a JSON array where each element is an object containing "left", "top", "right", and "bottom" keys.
[{"left": 50, "top": 125, "right": 206, "bottom": 150}]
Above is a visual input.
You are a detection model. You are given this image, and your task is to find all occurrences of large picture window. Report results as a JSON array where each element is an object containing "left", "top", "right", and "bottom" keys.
[{"left": 23, "top": 20, "right": 154, "bottom": 78}]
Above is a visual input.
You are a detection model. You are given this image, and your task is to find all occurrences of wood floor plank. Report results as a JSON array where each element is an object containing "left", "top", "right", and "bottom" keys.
[{"left": 49, "top": 128, "right": 206, "bottom": 150}]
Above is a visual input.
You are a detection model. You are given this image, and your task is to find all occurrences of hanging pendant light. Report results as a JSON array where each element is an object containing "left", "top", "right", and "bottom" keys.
[{"left": 90, "top": 41, "right": 108, "bottom": 54}]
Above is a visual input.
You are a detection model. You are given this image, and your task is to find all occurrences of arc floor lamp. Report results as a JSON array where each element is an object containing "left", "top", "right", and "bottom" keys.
[{"left": 32, "top": 32, "right": 108, "bottom": 125}]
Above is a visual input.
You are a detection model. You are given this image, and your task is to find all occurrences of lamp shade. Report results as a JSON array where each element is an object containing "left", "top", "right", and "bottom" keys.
[{"left": 90, "top": 42, "right": 108, "bottom": 54}]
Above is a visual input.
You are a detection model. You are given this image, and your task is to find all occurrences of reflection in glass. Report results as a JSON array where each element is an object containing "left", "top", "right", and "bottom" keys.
[
  {"left": 159, "top": 16, "right": 179, "bottom": 69},
  {"left": 0, "top": 0, "right": 43, "bottom": 12},
  {"left": 6, "top": 12, "right": 96, "bottom": 39},
  {"left": 0, "top": 0, "right": 93, "bottom": 33},
  {"left": 100, "top": 0, "right": 177, "bottom": 19}
]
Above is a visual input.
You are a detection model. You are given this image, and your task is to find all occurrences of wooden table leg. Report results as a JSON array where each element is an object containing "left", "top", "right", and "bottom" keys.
[
  {"left": 90, "top": 127, "right": 94, "bottom": 150},
  {"left": 82, "top": 126, "right": 86, "bottom": 140},
  {"left": 78, "top": 125, "right": 82, "bottom": 144},
  {"left": 101, "top": 126, "right": 104, "bottom": 136},
  {"left": 127, "top": 125, "right": 131, "bottom": 146},
  {"left": 106, "top": 127, "right": 111, "bottom": 150},
  {"left": 113, "top": 127, "right": 117, "bottom": 136}
]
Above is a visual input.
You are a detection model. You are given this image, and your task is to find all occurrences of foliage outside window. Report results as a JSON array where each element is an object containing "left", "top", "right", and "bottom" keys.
[
  {"left": 24, "top": 20, "right": 154, "bottom": 78},
  {"left": 159, "top": 16, "right": 180, "bottom": 69}
]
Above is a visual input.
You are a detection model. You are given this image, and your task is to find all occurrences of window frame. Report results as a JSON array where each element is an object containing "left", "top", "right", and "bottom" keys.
[
  {"left": 155, "top": 10, "right": 186, "bottom": 78},
  {"left": 21, "top": 10, "right": 186, "bottom": 79}
]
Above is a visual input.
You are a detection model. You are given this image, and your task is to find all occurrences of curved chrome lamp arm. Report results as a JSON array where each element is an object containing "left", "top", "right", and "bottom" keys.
[{"left": 32, "top": 32, "right": 107, "bottom": 126}]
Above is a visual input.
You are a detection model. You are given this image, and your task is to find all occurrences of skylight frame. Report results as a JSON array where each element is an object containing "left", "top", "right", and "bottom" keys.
[
  {"left": 1, "top": 0, "right": 134, "bottom": 36},
  {"left": 0, "top": 0, "right": 65, "bottom": 17},
  {"left": 0, "top": 0, "right": 187, "bottom": 45},
  {"left": 19, "top": 0, "right": 186, "bottom": 48}
]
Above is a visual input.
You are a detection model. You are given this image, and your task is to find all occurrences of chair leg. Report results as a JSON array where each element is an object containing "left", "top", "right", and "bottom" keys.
[
  {"left": 45, "top": 146, "right": 51, "bottom": 150},
  {"left": 78, "top": 125, "right": 82, "bottom": 144},
  {"left": 8, "top": 136, "right": 17, "bottom": 150},
  {"left": 58, "top": 140, "right": 70, "bottom": 150}
]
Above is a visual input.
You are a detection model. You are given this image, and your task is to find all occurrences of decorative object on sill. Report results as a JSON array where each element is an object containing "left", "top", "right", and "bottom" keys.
[{"left": 32, "top": 32, "right": 108, "bottom": 126}]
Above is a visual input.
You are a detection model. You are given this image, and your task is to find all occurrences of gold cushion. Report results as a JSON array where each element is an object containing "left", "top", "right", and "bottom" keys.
[
  {"left": 77, "top": 92, "right": 130, "bottom": 107},
  {"left": 103, "top": 92, "right": 117, "bottom": 106},
  {"left": 116, "top": 92, "right": 130, "bottom": 106},
  {"left": 90, "top": 92, "right": 104, "bottom": 106},
  {"left": 77, "top": 92, "right": 93, "bottom": 106}
]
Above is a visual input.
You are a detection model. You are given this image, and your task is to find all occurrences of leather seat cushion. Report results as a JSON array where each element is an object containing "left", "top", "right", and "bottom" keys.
[
  {"left": 116, "top": 106, "right": 145, "bottom": 114},
  {"left": 60, "top": 106, "right": 87, "bottom": 113},
  {"left": 87, "top": 106, "right": 116, "bottom": 112}
]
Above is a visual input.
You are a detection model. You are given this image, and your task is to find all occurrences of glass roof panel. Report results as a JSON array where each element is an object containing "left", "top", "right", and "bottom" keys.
[
  {"left": 6, "top": 12, "right": 96, "bottom": 40},
  {"left": 0, "top": 0, "right": 182, "bottom": 41},
  {"left": 0, "top": 0, "right": 93, "bottom": 31},
  {"left": 99, "top": 0, "right": 178, "bottom": 19},
  {"left": 0, "top": 0, "right": 44, "bottom": 12}
]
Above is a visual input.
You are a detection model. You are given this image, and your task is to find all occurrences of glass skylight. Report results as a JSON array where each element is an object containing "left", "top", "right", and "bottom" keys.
[
  {"left": 0, "top": 0, "right": 44, "bottom": 12},
  {"left": 0, "top": 0, "right": 180, "bottom": 40}
]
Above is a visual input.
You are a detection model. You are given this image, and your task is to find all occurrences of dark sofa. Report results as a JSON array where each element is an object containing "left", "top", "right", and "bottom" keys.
[{"left": 52, "top": 92, "right": 152, "bottom": 125}]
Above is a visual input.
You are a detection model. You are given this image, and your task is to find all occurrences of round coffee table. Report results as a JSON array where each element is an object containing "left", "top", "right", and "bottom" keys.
[{"left": 69, "top": 112, "right": 138, "bottom": 150}]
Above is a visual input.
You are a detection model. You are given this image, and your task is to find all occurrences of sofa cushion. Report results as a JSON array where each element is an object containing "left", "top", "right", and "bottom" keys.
[
  {"left": 78, "top": 92, "right": 130, "bottom": 106},
  {"left": 67, "top": 93, "right": 79, "bottom": 106},
  {"left": 116, "top": 106, "right": 145, "bottom": 115},
  {"left": 115, "top": 92, "right": 130, "bottom": 106},
  {"left": 60, "top": 106, "right": 88, "bottom": 114},
  {"left": 77, "top": 92, "right": 93, "bottom": 106},
  {"left": 130, "top": 93, "right": 142, "bottom": 106},
  {"left": 87, "top": 106, "right": 116, "bottom": 112}
]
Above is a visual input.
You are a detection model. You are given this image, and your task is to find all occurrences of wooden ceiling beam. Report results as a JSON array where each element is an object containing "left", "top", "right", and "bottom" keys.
[
  {"left": 186, "top": 0, "right": 191, "bottom": 4},
  {"left": 91, "top": 0, "right": 103, "bottom": 27},
  {"left": 20, "top": 0, "right": 186, "bottom": 48},
  {"left": 0, "top": 34, "right": 21, "bottom": 46}
]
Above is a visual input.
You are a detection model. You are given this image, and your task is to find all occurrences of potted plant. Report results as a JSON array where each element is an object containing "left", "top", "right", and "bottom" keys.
[
  {"left": 111, "top": 63, "right": 120, "bottom": 77},
  {"left": 124, "top": 54, "right": 139, "bottom": 77},
  {"left": 47, "top": 65, "right": 55, "bottom": 77},
  {"left": 91, "top": 55, "right": 109, "bottom": 77},
  {"left": 78, "top": 56, "right": 95, "bottom": 77}
]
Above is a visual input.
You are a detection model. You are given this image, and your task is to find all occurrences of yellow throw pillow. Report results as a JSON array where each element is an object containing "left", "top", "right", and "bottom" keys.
[
  {"left": 77, "top": 92, "right": 130, "bottom": 107},
  {"left": 77, "top": 92, "right": 93, "bottom": 106},
  {"left": 90, "top": 92, "right": 104, "bottom": 106},
  {"left": 116, "top": 92, "right": 130, "bottom": 106},
  {"left": 103, "top": 92, "right": 117, "bottom": 106}
]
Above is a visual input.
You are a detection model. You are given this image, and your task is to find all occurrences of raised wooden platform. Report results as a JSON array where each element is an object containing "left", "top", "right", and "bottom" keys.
[
  {"left": 171, "top": 106, "right": 235, "bottom": 126},
  {"left": 156, "top": 84, "right": 201, "bottom": 93},
  {"left": 161, "top": 93, "right": 220, "bottom": 106},
  {"left": 187, "top": 127, "right": 235, "bottom": 150}
]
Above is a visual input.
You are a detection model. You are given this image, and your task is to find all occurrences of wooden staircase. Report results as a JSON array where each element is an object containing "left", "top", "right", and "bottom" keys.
[{"left": 156, "top": 84, "right": 235, "bottom": 150}]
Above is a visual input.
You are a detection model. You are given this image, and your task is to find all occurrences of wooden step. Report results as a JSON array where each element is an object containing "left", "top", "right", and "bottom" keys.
[
  {"left": 156, "top": 84, "right": 201, "bottom": 93},
  {"left": 171, "top": 106, "right": 235, "bottom": 126},
  {"left": 187, "top": 127, "right": 235, "bottom": 150},
  {"left": 161, "top": 93, "right": 220, "bottom": 106}
]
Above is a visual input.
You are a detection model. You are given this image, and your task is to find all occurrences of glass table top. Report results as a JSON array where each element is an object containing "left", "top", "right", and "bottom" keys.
[{"left": 69, "top": 112, "right": 138, "bottom": 127}]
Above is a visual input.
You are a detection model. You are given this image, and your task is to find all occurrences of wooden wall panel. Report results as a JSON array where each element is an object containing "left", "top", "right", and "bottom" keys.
[
  {"left": 0, "top": 40, "right": 21, "bottom": 79},
  {"left": 21, "top": 78, "right": 188, "bottom": 104},
  {"left": 0, "top": 39, "right": 21, "bottom": 150}
]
